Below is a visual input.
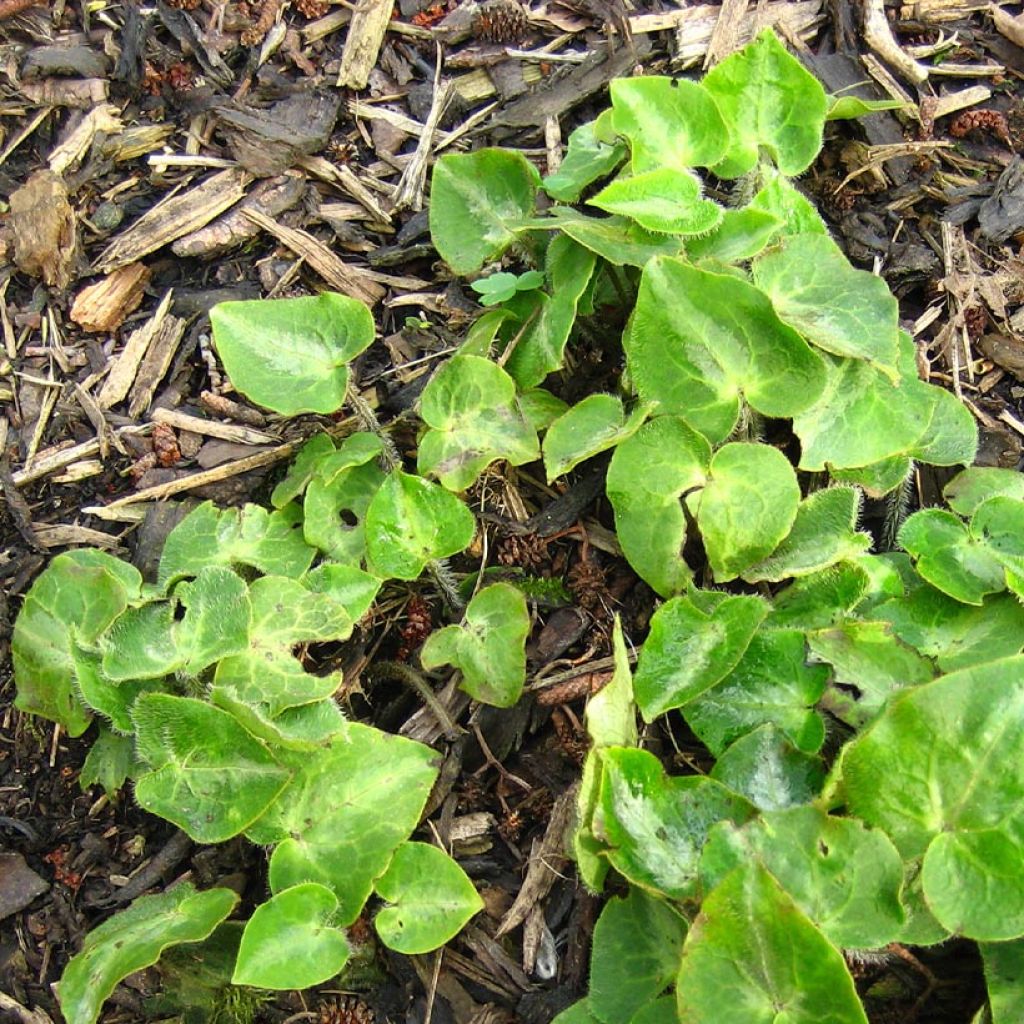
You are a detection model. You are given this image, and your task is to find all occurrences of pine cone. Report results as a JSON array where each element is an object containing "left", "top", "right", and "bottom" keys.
[{"left": 471, "top": 0, "right": 529, "bottom": 43}]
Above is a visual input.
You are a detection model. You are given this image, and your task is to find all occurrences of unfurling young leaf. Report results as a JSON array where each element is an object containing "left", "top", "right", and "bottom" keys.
[
  {"left": 420, "top": 582, "right": 530, "bottom": 707},
  {"left": 470, "top": 269, "right": 544, "bottom": 306},
  {"left": 211, "top": 292, "right": 376, "bottom": 416}
]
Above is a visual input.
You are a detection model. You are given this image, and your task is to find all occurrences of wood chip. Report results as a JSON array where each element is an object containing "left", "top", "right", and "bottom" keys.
[
  {"left": 97, "top": 291, "right": 175, "bottom": 410},
  {"left": 95, "top": 168, "right": 248, "bottom": 272},
  {"left": 48, "top": 103, "right": 122, "bottom": 176},
  {"left": 337, "top": 0, "right": 393, "bottom": 89},
  {"left": 33, "top": 524, "right": 123, "bottom": 549},
  {"left": 127, "top": 313, "right": 188, "bottom": 420},
  {"left": 12, "top": 428, "right": 148, "bottom": 488},
  {"left": 150, "top": 407, "right": 279, "bottom": 445},
  {"left": 242, "top": 207, "right": 385, "bottom": 305},
  {"left": 70, "top": 263, "right": 151, "bottom": 333},
  {"left": 991, "top": 2, "right": 1024, "bottom": 48},
  {"left": 10, "top": 169, "right": 79, "bottom": 289},
  {"left": 298, "top": 155, "right": 393, "bottom": 223},
  {"left": 704, "top": 0, "right": 752, "bottom": 66}
]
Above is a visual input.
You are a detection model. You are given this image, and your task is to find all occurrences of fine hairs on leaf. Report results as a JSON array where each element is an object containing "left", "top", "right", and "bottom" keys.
[{"left": 14, "top": 27, "right": 1017, "bottom": 1024}]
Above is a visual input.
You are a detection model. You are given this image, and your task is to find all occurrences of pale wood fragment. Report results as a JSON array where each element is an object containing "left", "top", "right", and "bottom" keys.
[
  {"left": 704, "top": 0, "right": 753, "bottom": 67},
  {"left": 97, "top": 291, "right": 174, "bottom": 410},
  {"left": 48, "top": 103, "right": 122, "bottom": 175},
  {"left": 393, "top": 76, "right": 455, "bottom": 213},
  {"left": 10, "top": 169, "right": 79, "bottom": 289},
  {"left": 150, "top": 407, "right": 279, "bottom": 446},
  {"left": 70, "top": 264, "right": 151, "bottom": 333},
  {"left": 33, "top": 523, "right": 122, "bottom": 548},
  {"left": 95, "top": 168, "right": 248, "bottom": 272},
  {"left": 242, "top": 207, "right": 385, "bottom": 305},
  {"left": 12, "top": 428, "right": 149, "bottom": 487},
  {"left": 127, "top": 314, "right": 189, "bottom": 419},
  {"left": 298, "top": 155, "right": 393, "bottom": 223},
  {"left": 991, "top": 2, "right": 1024, "bottom": 47},
  {"left": 337, "top": 0, "right": 393, "bottom": 89},
  {"left": 864, "top": 0, "right": 929, "bottom": 82}
]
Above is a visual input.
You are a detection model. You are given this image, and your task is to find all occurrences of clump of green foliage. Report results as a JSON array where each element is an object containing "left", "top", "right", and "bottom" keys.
[{"left": 12, "top": 27, "right": 1024, "bottom": 1024}]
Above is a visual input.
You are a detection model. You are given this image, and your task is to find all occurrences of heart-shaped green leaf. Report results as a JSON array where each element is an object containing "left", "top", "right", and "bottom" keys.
[
  {"left": 753, "top": 233, "right": 900, "bottom": 375},
  {"left": 13, "top": 550, "right": 142, "bottom": 736},
  {"left": 365, "top": 470, "right": 476, "bottom": 580},
  {"left": 684, "top": 629, "right": 827, "bottom": 757},
  {"left": 701, "top": 807, "right": 905, "bottom": 949},
  {"left": 588, "top": 888, "right": 687, "bottom": 1024},
  {"left": 597, "top": 747, "right": 755, "bottom": 899},
  {"left": 606, "top": 416, "right": 711, "bottom": 597},
  {"left": 685, "top": 207, "right": 782, "bottom": 263},
  {"left": 158, "top": 501, "right": 314, "bottom": 588},
  {"left": 710, "top": 724, "right": 824, "bottom": 811},
  {"left": 589, "top": 168, "right": 723, "bottom": 236},
  {"left": 751, "top": 170, "right": 828, "bottom": 236},
  {"left": 841, "top": 656, "right": 1024, "bottom": 939},
  {"left": 132, "top": 694, "right": 290, "bottom": 842},
  {"left": 702, "top": 29, "right": 828, "bottom": 178},
  {"left": 899, "top": 508, "right": 1005, "bottom": 605},
  {"left": 980, "top": 939, "right": 1024, "bottom": 1023},
  {"left": 523, "top": 208, "right": 684, "bottom": 267},
  {"left": 430, "top": 149, "right": 540, "bottom": 274},
  {"left": 693, "top": 442, "right": 801, "bottom": 581},
  {"left": 626, "top": 257, "right": 826, "bottom": 443},
  {"left": 233, "top": 883, "right": 350, "bottom": 989},
  {"left": 543, "top": 394, "right": 650, "bottom": 481},
  {"left": 211, "top": 293, "right": 375, "bottom": 415},
  {"left": 250, "top": 724, "right": 437, "bottom": 923},
  {"left": 373, "top": 841, "right": 483, "bottom": 953},
  {"left": 972, "top": 496, "right": 1024, "bottom": 585},
  {"left": 271, "top": 432, "right": 336, "bottom": 508},
  {"left": 417, "top": 355, "right": 539, "bottom": 490},
  {"left": 608, "top": 76, "right": 728, "bottom": 172},
  {"left": 676, "top": 864, "right": 868, "bottom": 1024},
  {"left": 944, "top": 466, "right": 1024, "bottom": 516},
  {"left": 743, "top": 486, "right": 871, "bottom": 583},
  {"left": 543, "top": 121, "right": 627, "bottom": 202},
  {"left": 633, "top": 591, "right": 768, "bottom": 720},
  {"left": 58, "top": 884, "right": 237, "bottom": 1024},
  {"left": 421, "top": 582, "right": 529, "bottom": 707}
]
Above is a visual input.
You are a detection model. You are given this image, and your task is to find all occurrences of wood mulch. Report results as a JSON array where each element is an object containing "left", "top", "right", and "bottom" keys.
[{"left": 1, "top": 0, "right": 1024, "bottom": 1020}]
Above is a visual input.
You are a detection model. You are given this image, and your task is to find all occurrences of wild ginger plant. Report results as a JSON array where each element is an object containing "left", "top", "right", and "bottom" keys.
[{"left": 12, "top": 27, "right": 1024, "bottom": 1024}]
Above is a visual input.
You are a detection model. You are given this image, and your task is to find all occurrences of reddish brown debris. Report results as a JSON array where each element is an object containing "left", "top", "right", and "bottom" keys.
[
  {"left": 151, "top": 422, "right": 181, "bottom": 467},
  {"left": 471, "top": 0, "right": 529, "bottom": 42},
  {"left": 535, "top": 669, "right": 612, "bottom": 707},
  {"left": 294, "top": 0, "right": 329, "bottom": 19},
  {"left": 395, "top": 594, "right": 433, "bottom": 661},
  {"left": 0, "top": 0, "right": 43, "bottom": 21},
  {"left": 241, "top": 0, "right": 283, "bottom": 46},
  {"left": 949, "top": 108, "right": 1012, "bottom": 146}
]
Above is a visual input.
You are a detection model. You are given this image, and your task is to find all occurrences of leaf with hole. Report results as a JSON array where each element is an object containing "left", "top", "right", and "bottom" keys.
[
  {"left": 210, "top": 293, "right": 375, "bottom": 415},
  {"left": 420, "top": 583, "right": 530, "bottom": 707},
  {"left": 373, "top": 841, "right": 483, "bottom": 954},
  {"left": 633, "top": 591, "right": 768, "bottom": 720},
  {"left": 418, "top": 355, "right": 539, "bottom": 490},
  {"left": 57, "top": 884, "right": 237, "bottom": 1024}
]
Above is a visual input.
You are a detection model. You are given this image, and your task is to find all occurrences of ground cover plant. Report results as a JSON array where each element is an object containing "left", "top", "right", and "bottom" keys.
[{"left": 10, "top": 27, "right": 1024, "bottom": 1024}]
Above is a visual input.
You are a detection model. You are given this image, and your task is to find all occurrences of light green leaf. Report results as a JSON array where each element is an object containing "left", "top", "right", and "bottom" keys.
[
  {"left": 810, "top": 620, "right": 934, "bottom": 729},
  {"left": 625, "top": 256, "right": 826, "bottom": 443},
  {"left": 503, "top": 234, "right": 596, "bottom": 388},
  {"left": 132, "top": 694, "right": 290, "bottom": 842},
  {"left": 589, "top": 168, "right": 723, "bottom": 236},
  {"left": 303, "top": 433, "right": 386, "bottom": 565},
  {"left": 79, "top": 727, "right": 137, "bottom": 796},
  {"left": 597, "top": 746, "right": 755, "bottom": 899},
  {"left": 213, "top": 692, "right": 347, "bottom": 750},
  {"left": 519, "top": 387, "right": 569, "bottom": 432},
  {"left": 876, "top": 586, "right": 1024, "bottom": 672},
  {"left": 826, "top": 94, "right": 904, "bottom": 120},
  {"left": 13, "top": 550, "right": 142, "bottom": 736},
  {"left": 523, "top": 208, "right": 684, "bottom": 267},
  {"left": 418, "top": 355, "right": 539, "bottom": 490},
  {"left": 841, "top": 657, "right": 1024, "bottom": 938},
  {"left": 980, "top": 939, "right": 1024, "bottom": 1023},
  {"left": 420, "top": 583, "right": 529, "bottom": 707},
  {"left": 629, "top": 998, "right": 677, "bottom": 1024},
  {"left": 158, "top": 501, "right": 314, "bottom": 588},
  {"left": 251, "top": 724, "right": 437, "bottom": 924},
  {"left": 750, "top": 171, "right": 828, "bottom": 236},
  {"left": 898, "top": 508, "right": 1005, "bottom": 605},
  {"left": 72, "top": 641, "right": 164, "bottom": 734},
  {"left": 767, "top": 562, "right": 873, "bottom": 631},
  {"left": 694, "top": 442, "right": 800, "bottom": 581},
  {"left": 743, "top": 486, "right": 870, "bottom": 583},
  {"left": 831, "top": 456, "right": 912, "bottom": 498},
  {"left": 429, "top": 149, "right": 540, "bottom": 274},
  {"left": 634, "top": 592, "right": 768, "bottom": 720},
  {"left": 461, "top": 307, "right": 517, "bottom": 358},
  {"left": 373, "top": 842, "right": 483, "bottom": 954},
  {"left": 576, "top": 618, "right": 638, "bottom": 891},
  {"left": 543, "top": 395, "right": 650, "bottom": 481},
  {"left": 608, "top": 76, "right": 728, "bottom": 171},
  {"left": 271, "top": 433, "right": 336, "bottom": 508},
  {"left": 972, "top": 496, "right": 1024, "bottom": 583},
  {"left": 589, "top": 888, "right": 687, "bottom": 1024},
  {"left": 685, "top": 207, "right": 782, "bottom": 263},
  {"left": 753, "top": 233, "right": 899, "bottom": 374},
  {"left": 365, "top": 470, "right": 476, "bottom": 580},
  {"left": 606, "top": 416, "right": 711, "bottom": 597},
  {"left": 684, "top": 629, "right": 827, "bottom": 757},
  {"left": 57, "top": 884, "right": 237, "bottom": 1024},
  {"left": 233, "top": 883, "right": 350, "bottom": 989},
  {"left": 676, "top": 864, "right": 867, "bottom": 1024},
  {"left": 702, "top": 30, "right": 828, "bottom": 178},
  {"left": 543, "top": 121, "right": 627, "bottom": 202},
  {"left": 944, "top": 466, "right": 1024, "bottom": 516},
  {"left": 211, "top": 293, "right": 375, "bottom": 415},
  {"left": 701, "top": 807, "right": 905, "bottom": 949},
  {"left": 552, "top": 1001, "right": 601, "bottom": 1024},
  {"left": 710, "top": 724, "right": 824, "bottom": 811}
]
